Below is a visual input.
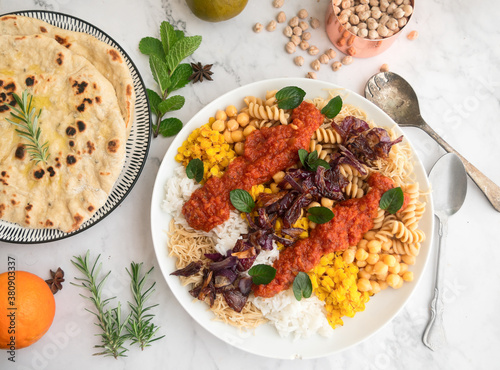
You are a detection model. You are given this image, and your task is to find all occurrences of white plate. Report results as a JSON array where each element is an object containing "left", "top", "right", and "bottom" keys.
[{"left": 150, "top": 78, "right": 434, "bottom": 359}]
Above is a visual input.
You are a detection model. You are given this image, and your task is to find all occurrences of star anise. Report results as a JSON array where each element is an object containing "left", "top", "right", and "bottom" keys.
[
  {"left": 190, "top": 62, "right": 213, "bottom": 83},
  {"left": 45, "top": 267, "right": 65, "bottom": 295}
]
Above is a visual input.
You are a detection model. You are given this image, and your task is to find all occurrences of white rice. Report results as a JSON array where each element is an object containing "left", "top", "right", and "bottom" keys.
[{"left": 162, "top": 164, "right": 331, "bottom": 338}]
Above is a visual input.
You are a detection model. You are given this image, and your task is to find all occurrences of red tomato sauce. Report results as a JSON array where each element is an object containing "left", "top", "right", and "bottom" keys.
[
  {"left": 252, "top": 172, "right": 394, "bottom": 298},
  {"left": 182, "top": 102, "right": 324, "bottom": 232}
]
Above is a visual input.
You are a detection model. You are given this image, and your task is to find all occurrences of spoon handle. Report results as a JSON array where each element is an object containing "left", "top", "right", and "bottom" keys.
[
  {"left": 418, "top": 119, "right": 500, "bottom": 212},
  {"left": 422, "top": 216, "right": 447, "bottom": 350}
]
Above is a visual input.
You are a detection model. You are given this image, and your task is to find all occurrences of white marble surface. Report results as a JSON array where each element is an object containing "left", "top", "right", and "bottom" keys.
[{"left": 1, "top": 0, "right": 499, "bottom": 369}]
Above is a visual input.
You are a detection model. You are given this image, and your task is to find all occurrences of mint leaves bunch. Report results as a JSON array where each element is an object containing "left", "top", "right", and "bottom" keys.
[{"left": 139, "top": 21, "right": 202, "bottom": 138}]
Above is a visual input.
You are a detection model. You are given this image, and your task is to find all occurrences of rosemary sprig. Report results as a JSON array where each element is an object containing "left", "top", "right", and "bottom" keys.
[
  {"left": 71, "top": 252, "right": 131, "bottom": 359},
  {"left": 126, "top": 262, "right": 165, "bottom": 350},
  {"left": 6, "top": 90, "right": 49, "bottom": 164}
]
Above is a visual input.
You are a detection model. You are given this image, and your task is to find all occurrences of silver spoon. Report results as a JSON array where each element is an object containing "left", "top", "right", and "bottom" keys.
[
  {"left": 422, "top": 153, "right": 467, "bottom": 350},
  {"left": 364, "top": 72, "right": 500, "bottom": 212}
]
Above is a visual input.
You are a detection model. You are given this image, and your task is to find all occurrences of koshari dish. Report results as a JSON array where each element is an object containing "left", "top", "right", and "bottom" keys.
[{"left": 163, "top": 88, "right": 427, "bottom": 336}]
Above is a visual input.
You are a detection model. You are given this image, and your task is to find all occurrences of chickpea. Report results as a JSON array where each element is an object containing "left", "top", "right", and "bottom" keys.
[
  {"left": 371, "top": 7, "right": 382, "bottom": 19},
  {"left": 401, "top": 254, "right": 415, "bottom": 265},
  {"left": 357, "top": 239, "right": 368, "bottom": 251},
  {"left": 289, "top": 16, "right": 299, "bottom": 28},
  {"left": 253, "top": 23, "right": 263, "bottom": 33},
  {"left": 236, "top": 112, "right": 249, "bottom": 127},
  {"left": 310, "top": 17, "right": 320, "bottom": 29},
  {"left": 223, "top": 130, "right": 233, "bottom": 143},
  {"left": 367, "top": 18, "right": 378, "bottom": 30},
  {"left": 358, "top": 28, "right": 368, "bottom": 38},
  {"left": 319, "top": 54, "right": 330, "bottom": 64},
  {"left": 266, "top": 20, "right": 277, "bottom": 32},
  {"left": 294, "top": 56, "right": 305, "bottom": 66},
  {"left": 272, "top": 0, "right": 284, "bottom": 8},
  {"left": 299, "top": 21, "right": 309, "bottom": 31},
  {"left": 387, "top": 2, "right": 397, "bottom": 14},
  {"left": 379, "top": 14, "right": 390, "bottom": 25},
  {"left": 234, "top": 142, "right": 245, "bottom": 156},
  {"left": 380, "top": 63, "right": 389, "bottom": 72},
  {"left": 299, "top": 41, "right": 309, "bottom": 50},
  {"left": 298, "top": 9, "right": 308, "bottom": 19},
  {"left": 349, "top": 26, "right": 359, "bottom": 36},
  {"left": 270, "top": 182, "right": 280, "bottom": 193},
  {"left": 355, "top": 248, "right": 369, "bottom": 261},
  {"left": 359, "top": 10, "right": 371, "bottom": 21},
  {"left": 373, "top": 261, "right": 388, "bottom": 276},
  {"left": 349, "top": 14, "right": 360, "bottom": 25},
  {"left": 383, "top": 254, "right": 396, "bottom": 267},
  {"left": 284, "top": 26, "right": 293, "bottom": 37},
  {"left": 342, "top": 55, "right": 353, "bottom": 65},
  {"left": 212, "top": 119, "right": 226, "bottom": 132},
  {"left": 332, "top": 61, "right": 342, "bottom": 71},
  {"left": 307, "top": 201, "right": 321, "bottom": 209},
  {"left": 370, "top": 0, "right": 379, "bottom": 5},
  {"left": 402, "top": 271, "right": 414, "bottom": 282},
  {"left": 365, "top": 264, "right": 374, "bottom": 274},
  {"left": 309, "top": 221, "right": 317, "bottom": 229},
  {"left": 368, "top": 29, "right": 379, "bottom": 39},
  {"left": 338, "top": 14, "right": 349, "bottom": 24},
  {"left": 377, "top": 24, "right": 389, "bottom": 37},
  {"left": 326, "top": 48, "right": 337, "bottom": 59},
  {"left": 311, "top": 59, "right": 321, "bottom": 71},
  {"left": 358, "top": 21, "right": 368, "bottom": 29},
  {"left": 403, "top": 4, "right": 413, "bottom": 17},
  {"left": 388, "top": 262, "right": 401, "bottom": 274},
  {"left": 387, "top": 273, "right": 401, "bottom": 288},
  {"left": 272, "top": 171, "right": 285, "bottom": 183},
  {"left": 293, "top": 26, "right": 303, "bottom": 36},
  {"left": 359, "top": 270, "right": 371, "bottom": 280},
  {"left": 366, "top": 253, "right": 380, "bottom": 265},
  {"left": 367, "top": 240, "right": 382, "bottom": 254},
  {"left": 381, "top": 240, "right": 392, "bottom": 251},
  {"left": 343, "top": 249, "right": 355, "bottom": 264},
  {"left": 398, "top": 17, "right": 407, "bottom": 28},
  {"left": 306, "top": 71, "right": 317, "bottom": 79},
  {"left": 364, "top": 230, "right": 377, "bottom": 240},
  {"left": 321, "top": 197, "right": 334, "bottom": 208},
  {"left": 356, "top": 260, "right": 367, "bottom": 268},
  {"left": 291, "top": 35, "right": 301, "bottom": 46},
  {"left": 341, "top": 0, "right": 351, "bottom": 9},
  {"left": 231, "top": 130, "right": 244, "bottom": 142},
  {"left": 226, "top": 119, "right": 239, "bottom": 132},
  {"left": 378, "top": 281, "right": 388, "bottom": 290},
  {"left": 243, "top": 125, "right": 256, "bottom": 137},
  {"left": 370, "top": 280, "right": 381, "bottom": 294},
  {"left": 386, "top": 18, "right": 398, "bottom": 31},
  {"left": 399, "top": 263, "right": 409, "bottom": 275},
  {"left": 393, "top": 8, "right": 405, "bottom": 19},
  {"left": 277, "top": 11, "right": 286, "bottom": 23},
  {"left": 285, "top": 41, "right": 296, "bottom": 54},
  {"left": 334, "top": 6, "right": 341, "bottom": 15},
  {"left": 357, "top": 278, "right": 371, "bottom": 292},
  {"left": 302, "top": 32, "right": 312, "bottom": 41},
  {"left": 308, "top": 45, "right": 320, "bottom": 55},
  {"left": 215, "top": 110, "right": 227, "bottom": 121}
]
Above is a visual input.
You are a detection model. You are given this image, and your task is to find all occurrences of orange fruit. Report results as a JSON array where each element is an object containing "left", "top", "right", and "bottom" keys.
[{"left": 0, "top": 271, "right": 56, "bottom": 350}]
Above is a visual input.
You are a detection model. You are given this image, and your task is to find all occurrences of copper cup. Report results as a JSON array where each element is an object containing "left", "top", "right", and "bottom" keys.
[{"left": 325, "top": 0, "right": 414, "bottom": 58}]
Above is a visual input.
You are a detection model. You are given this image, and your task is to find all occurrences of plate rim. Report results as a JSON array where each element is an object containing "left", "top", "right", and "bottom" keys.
[
  {"left": 0, "top": 9, "right": 152, "bottom": 244},
  {"left": 150, "top": 77, "right": 434, "bottom": 359}
]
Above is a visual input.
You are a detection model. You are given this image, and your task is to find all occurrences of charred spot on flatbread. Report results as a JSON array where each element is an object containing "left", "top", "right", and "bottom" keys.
[
  {"left": 15, "top": 144, "right": 26, "bottom": 160},
  {"left": 106, "top": 139, "right": 120, "bottom": 154},
  {"left": 0, "top": 178, "right": 8, "bottom": 186},
  {"left": 54, "top": 34, "right": 71, "bottom": 48},
  {"left": 1, "top": 171, "right": 6, "bottom": 177},
  {"left": 33, "top": 169, "right": 45, "bottom": 180},
  {"left": 95, "top": 96, "right": 101, "bottom": 104},
  {"left": 77, "top": 120, "right": 86, "bottom": 132},
  {"left": 25, "top": 76, "right": 35, "bottom": 86},
  {"left": 86, "top": 141, "right": 95, "bottom": 154},
  {"left": 45, "top": 219, "right": 54, "bottom": 227},
  {"left": 56, "top": 52, "right": 64, "bottom": 65},
  {"left": 108, "top": 49, "right": 122, "bottom": 62},
  {"left": 69, "top": 140, "right": 75, "bottom": 147},
  {"left": 25, "top": 204, "right": 33, "bottom": 211},
  {"left": 0, "top": 81, "right": 17, "bottom": 112},
  {"left": 1, "top": 16, "right": 17, "bottom": 21},
  {"left": 72, "top": 80, "right": 88, "bottom": 94},
  {"left": 65, "top": 126, "right": 77, "bottom": 136},
  {"left": 76, "top": 99, "right": 92, "bottom": 112},
  {"left": 72, "top": 213, "right": 84, "bottom": 229},
  {"left": 88, "top": 205, "right": 94, "bottom": 212},
  {"left": 0, "top": 204, "right": 5, "bottom": 218},
  {"left": 126, "top": 84, "right": 133, "bottom": 97},
  {"left": 47, "top": 167, "right": 56, "bottom": 177},
  {"left": 40, "top": 26, "right": 47, "bottom": 33},
  {"left": 66, "top": 155, "right": 77, "bottom": 165}
]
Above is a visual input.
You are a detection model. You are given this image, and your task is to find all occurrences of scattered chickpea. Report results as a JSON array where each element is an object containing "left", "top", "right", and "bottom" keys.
[
  {"left": 266, "top": 20, "right": 277, "bottom": 32},
  {"left": 272, "top": 0, "right": 284, "bottom": 8},
  {"left": 298, "top": 9, "right": 308, "bottom": 19},
  {"left": 310, "top": 17, "right": 320, "bottom": 29},
  {"left": 380, "top": 63, "right": 389, "bottom": 72},
  {"left": 387, "top": 273, "right": 401, "bottom": 288},
  {"left": 243, "top": 125, "right": 256, "bottom": 137},
  {"left": 234, "top": 142, "right": 245, "bottom": 156},
  {"left": 321, "top": 197, "right": 334, "bottom": 208},
  {"left": 291, "top": 35, "right": 301, "bottom": 46},
  {"left": 319, "top": 54, "right": 330, "bottom": 64},
  {"left": 306, "top": 71, "right": 317, "bottom": 79},
  {"left": 356, "top": 260, "right": 367, "bottom": 268},
  {"left": 388, "top": 262, "right": 401, "bottom": 274},
  {"left": 325, "top": 48, "right": 336, "bottom": 59},
  {"left": 357, "top": 278, "right": 371, "bottom": 292},
  {"left": 299, "top": 41, "right": 309, "bottom": 50},
  {"left": 294, "top": 56, "right": 305, "bottom": 66},
  {"left": 285, "top": 41, "right": 296, "bottom": 54},
  {"left": 212, "top": 119, "right": 225, "bottom": 132},
  {"left": 343, "top": 249, "right": 355, "bottom": 264},
  {"left": 215, "top": 110, "right": 227, "bottom": 121},
  {"left": 364, "top": 264, "right": 374, "bottom": 274},
  {"left": 355, "top": 248, "right": 368, "bottom": 261},
  {"left": 373, "top": 261, "right": 388, "bottom": 275},
  {"left": 253, "top": 23, "right": 263, "bottom": 33},
  {"left": 311, "top": 59, "right": 321, "bottom": 71},
  {"left": 226, "top": 119, "right": 239, "bottom": 132},
  {"left": 302, "top": 31, "right": 312, "bottom": 41},
  {"left": 270, "top": 182, "right": 280, "bottom": 193},
  {"left": 225, "top": 105, "right": 237, "bottom": 118},
  {"left": 367, "top": 240, "right": 382, "bottom": 254},
  {"left": 366, "top": 253, "right": 379, "bottom": 265},
  {"left": 289, "top": 16, "right": 299, "bottom": 28},
  {"left": 293, "top": 26, "right": 303, "bottom": 36},
  {"left": 231, "top": 130, "right": 244, "bottom": 143},
  {"left": 277, "top": 11, "right": 286, "bottom": 23},
  {"left": 341, "top": 55, "right": 353, "bottom": 65},
  {"left": 299, "top": 21, "right": 309, "bottom": 31},
  {"left": 370, "top": 280, "right": 381, "bottom": 294},
  {"left": 223, "top": 130, "right": 233, "bottom": 143},
  {"left": 407, "top": 30, "right": 418, "bottom": 40},
  {"left": 284, "top": 26, "right": 293, "bottom": 37},
  {"left": 383, "top": 254, "right": 396, "bottom": 267},
  {"left": 399, "top": 263, "right": 409, "bottom": 275},
  {"left": 402, "top": 271, "right": 414, "bottom": 282},
  {"left": 236, "top": 112, "right": 249, "bottom": 127},
  {"left": 308, "top": 45, "right": 320, "bottom": 55},
  {"left": 358, "top": 270, "right": 371, "bottom": 280}
]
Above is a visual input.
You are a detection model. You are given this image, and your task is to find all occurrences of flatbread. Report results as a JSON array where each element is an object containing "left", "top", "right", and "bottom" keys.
[
  {"left": 0, "top": 34, "right": 126, "bottom": 232},
  {"left": 0, "top": 15, "right": 135, "bottom": 136}
]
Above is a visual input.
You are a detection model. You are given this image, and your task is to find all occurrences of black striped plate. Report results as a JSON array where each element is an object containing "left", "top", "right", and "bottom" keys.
[{"left": 0, "top": 10, "right": 151, "bottom": 244}]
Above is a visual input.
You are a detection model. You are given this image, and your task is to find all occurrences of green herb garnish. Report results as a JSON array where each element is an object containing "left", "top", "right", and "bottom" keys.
[
  {"left": 248, "top": 264, "right": 276, "bottom": 285},
  {"left": 292, "top": 272, "right": 312, "bottom": 301},
  {"left": 298, "top": 149, "right": 331, "bottom": 172},
  {"left": 307, "top": 206, "right": 334, "bottom": 224},
  {"left": 6, "top": 90, "right": 49, "bottom": 164},
  {"left": 230, "top": 189, "right": 255, "bottom": 213},
  {"left": 126, "top": 262, "right": 165, "bottom": 350},
  {"left": 320, "top": 95, "right": 343, "bottom": 119},
  {"left": 276, "top": 86, "right": 306, "bottom": 110},
  {"left": 140, "top": 21, "right": 202, "bottom": 138},
  {"left": 186, "top": 158, "right": 204, "bottom": 183},
  {"left": 379, "top": 187, "right": 404, "bottom": 214}
]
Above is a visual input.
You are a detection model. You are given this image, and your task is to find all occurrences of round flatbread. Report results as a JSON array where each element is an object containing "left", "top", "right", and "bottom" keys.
[
  {"left": 0, "top": 34, "right": 126, "bottom": 233},
  {"left": 0, "top": 14, "right": 135, "bottom": 136}
]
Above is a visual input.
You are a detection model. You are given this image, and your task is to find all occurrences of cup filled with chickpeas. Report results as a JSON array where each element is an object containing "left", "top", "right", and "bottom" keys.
[{"left": 325, "top": 0, "right": 414, "bottom": 58}]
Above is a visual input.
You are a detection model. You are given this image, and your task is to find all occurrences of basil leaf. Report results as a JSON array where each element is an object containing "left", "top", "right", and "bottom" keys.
[
  {"left": 307, "top": 206, "right": 334, "bottom": 224},
  {"left": 304, "top": 151, "right": 331, "bottom": 171},
  {"left": 165, "top": 35, "right": 202, "bottom": 74},
  {"left": 158, "top": 95, "right": 185, "bottom": 115},
  {"left": 186, "top": 158, "right": 204, "bottom": 183},
  {"left": 379, "top": 187, "right": 404, "bottom": 214},
  {"left": 321, "top": 95, "right": 343, "bottom": 119},
  {"left": 139, "top": 37, "right": 165, "bottom": 60},
  {"left": 159, "top": 21, "right": 177, "bottom": 56},
  {"left": 298, "top": 149, "right": 309, "bottom": 168},
  {"left": 149, "top": 55, "right": 171, "bottom": 94},
  {"left": 146, "top": 88, "right": 162, "bottom": 116},
  {"left": 229, "top": 189, "right": 255, "bottom": 213},
  {"left": 293, "top": 272, "right": 312, "bottom": 301},
  {"left": 156, "top": 117, "right": 182, "bottom": 137},
  {"left": 276, "top": 86, "right": 306, "bottom": 110},
  {"left": 169, "top": 63, "right": 193, "bottom": 92},
  {"left": 248, "top": 264, "right": 276, "bottom": 285}
]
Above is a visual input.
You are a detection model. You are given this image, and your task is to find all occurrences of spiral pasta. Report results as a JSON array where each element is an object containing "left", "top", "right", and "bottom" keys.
[
  {"left": 312, "top": 127, "right": 343, "bottom": 145},
  {"left": 246, "top": 102, "right": 289, "bottom": 125}
]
